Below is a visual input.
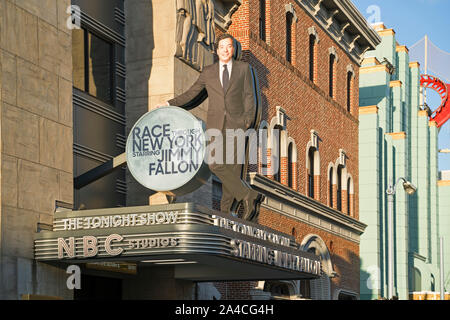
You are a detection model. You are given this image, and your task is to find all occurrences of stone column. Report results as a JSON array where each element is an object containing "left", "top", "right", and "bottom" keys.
[{"left": 358, "top": 106, "right": 381, "bottom": 300}]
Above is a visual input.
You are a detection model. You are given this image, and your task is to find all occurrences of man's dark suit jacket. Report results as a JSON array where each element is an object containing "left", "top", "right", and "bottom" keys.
[{"left": 168, "top": 60, "right": 256, "bottom": 131}]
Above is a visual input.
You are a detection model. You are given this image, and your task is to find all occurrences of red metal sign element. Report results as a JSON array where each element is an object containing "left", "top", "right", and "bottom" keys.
[{"left": 420, "top": 74, "right": 450, "bottom": 128}]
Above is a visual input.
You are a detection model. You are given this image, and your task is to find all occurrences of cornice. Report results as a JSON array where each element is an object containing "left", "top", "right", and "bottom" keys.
[
  {"left": 294, "top": 0, "right": 381, "bottom": 65},
  {"left": 248, "top": 173, "right": 367, "bottom": 240},
  {"left": 334, "top": 0, "right": 381, "bottom": 48},
  {"left": 214, "top": 0, "right": 242, "bottom": 32},
  {"left": 385, "top": 132, "right": 406, "bottom": 140},
  {"left": 359, "top": 105, "right": 378, "bottom": 115}
]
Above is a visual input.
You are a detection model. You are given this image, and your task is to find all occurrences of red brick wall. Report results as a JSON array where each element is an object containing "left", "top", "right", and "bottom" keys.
[
  {"left": 229, "top": 0, "right": 359, "bottom": 220},
  {"left": 214, "top": 281, "right": 258, "bottom": 300},
  {"left": 258, "top": 208, "right": 361, "bottom": 296}
]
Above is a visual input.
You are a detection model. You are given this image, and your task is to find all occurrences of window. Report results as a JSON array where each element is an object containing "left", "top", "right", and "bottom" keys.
[
  {"left": 259, "top": 0, "right": 266, "bottom": 41},
  {"left": 286, "top": 12, "right": 293, "bottom": 63},
  {"left": 329, "top": 54, "right": 335, "bottom": 97},
  {"left": 329, "top": 166, "right": 334, "bottom": 207},
  {"left": 273, "top": 126, "right": 282, "bottom": 183},
  {"left": 72, "top": 28, "right": 114, "bottom": 104},
  {"left": 346, "top": 71, "right": 352, "bottom": 112},
  {"left": 347, "top": 177, "right": 351, "bottom": 215},
  {"left": 308, "top": 148, "right": 315, "bottom": 198},
  {"left": 288, "top": 143, "right": 294, "bottom": 188},
  {"left": 337, "top": 166, "right": 342, "bottom": 211},
  {"left": 309, "top": 34, "right": 316, "bottom": 82}
]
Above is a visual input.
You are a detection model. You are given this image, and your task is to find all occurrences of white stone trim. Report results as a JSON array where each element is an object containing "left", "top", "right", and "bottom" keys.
[
  {"left": 328, "top": 46, "right": 339, "bottom": 62},
  {"left": 308, "top": 26, "right": 320, "bottom": 43},
  {"left": 285, "top": 3, "right": 298, "bottom": 22},
  {"left": 346, "top": 64, "right": 355, "bottom": 78}
]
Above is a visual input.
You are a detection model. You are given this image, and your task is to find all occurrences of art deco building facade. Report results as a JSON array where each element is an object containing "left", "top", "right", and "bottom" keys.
[
  {"left": 359, "top": 23, "right": 450, "bottom": 300},
  {"left": 0, "top": 0, "right": 379, "bottom": 300}
]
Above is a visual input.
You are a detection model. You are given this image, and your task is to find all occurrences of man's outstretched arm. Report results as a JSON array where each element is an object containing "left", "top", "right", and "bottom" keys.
[{"left": 168, "top": 71, "right": 207, "bottom": 108}]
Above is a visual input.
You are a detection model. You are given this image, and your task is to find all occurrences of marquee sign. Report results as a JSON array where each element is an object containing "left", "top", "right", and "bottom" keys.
[
  {"left": 126, "top": 107, "right": 210, "bottom": 196},
  {"left": 35, "top": 203, "right": 322, "bottom": 281}
]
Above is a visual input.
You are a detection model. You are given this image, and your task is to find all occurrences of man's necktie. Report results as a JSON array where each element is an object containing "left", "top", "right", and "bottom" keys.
[{"left": 222, "top": 64, "right": 229, "bottom": 93}]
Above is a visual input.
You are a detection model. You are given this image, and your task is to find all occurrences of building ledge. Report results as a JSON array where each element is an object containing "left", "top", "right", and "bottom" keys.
[
  {"left": 359, "top": 105, "right": 378, "bottom": 115},
  {"left": 360, "top": 64, "right": 389, "bottom": 74},
  {"left": 385, "top": 132, "right": 406, "bottom": 140},
  {"left": 248, "top": 173, "right": 367, "bottom": 239},
  {"left": 390, "top": 80, "right": 403, "bottom": 88},
  {"left": 396, "top": 45, "right": 409, "bottom": 53},
  {"left": 438, "top": 180, "right": 450, "bottom": 187}
]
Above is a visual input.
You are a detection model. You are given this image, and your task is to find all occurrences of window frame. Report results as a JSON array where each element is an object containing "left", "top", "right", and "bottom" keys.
[
  {"left": 286, "top": 12, "right": 293, "bottom": 63},
  {"left": 329, "top": 54, "right": 335, "bottom": 98},
  {"left": 259, "top": 0, "right": 266, "bottom": 41},
  {"left": 73, "top": 27, "right": 116, "bottom": 105},
  {"left": 309, "top": 34, "right": 316, "bottom": 82}
]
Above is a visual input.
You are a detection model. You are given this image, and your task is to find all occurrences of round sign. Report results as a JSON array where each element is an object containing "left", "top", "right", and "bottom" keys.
[{"left": 126, "top": 107, "right": 210, "bottom": 195}]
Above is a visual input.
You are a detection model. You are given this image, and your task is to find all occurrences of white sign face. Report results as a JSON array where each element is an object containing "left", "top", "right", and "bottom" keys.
[{"left": 126, "top": 107, "right": 206, "bottom": 192}]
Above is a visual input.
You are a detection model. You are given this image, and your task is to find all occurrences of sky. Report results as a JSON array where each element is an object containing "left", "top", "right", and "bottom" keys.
[{"left": 352, "top": 0, "right": 450, "bottom": 171}]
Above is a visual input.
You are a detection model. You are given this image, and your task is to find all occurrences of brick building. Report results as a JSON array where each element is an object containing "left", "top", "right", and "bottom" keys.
[{"left": 213, "top": 0, "right": 380, "bottom": 299}]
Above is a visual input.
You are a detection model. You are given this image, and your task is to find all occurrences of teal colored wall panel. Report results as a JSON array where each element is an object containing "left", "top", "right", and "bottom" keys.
[{"left": 359, "top": 26, "right": 447, "bottom": 299}]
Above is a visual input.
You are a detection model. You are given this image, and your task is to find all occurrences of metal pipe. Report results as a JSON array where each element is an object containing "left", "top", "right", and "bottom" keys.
[
  {"left": 386, "top": 186, "right": 395, "bottom": 299},
  {"left": 440, "top": 236, "right": 445, "bottom": 300},
  {"left": 386, "top": 177, "right": 416, "bottom": 299}
]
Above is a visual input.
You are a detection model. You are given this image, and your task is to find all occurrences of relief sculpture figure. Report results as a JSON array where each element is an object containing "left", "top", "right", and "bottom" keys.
[{"left": 176, "top": 0, "right": 215, "bottom": 70}]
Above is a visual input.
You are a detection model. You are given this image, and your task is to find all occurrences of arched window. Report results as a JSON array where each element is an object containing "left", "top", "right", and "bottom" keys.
[
  {"left": 308, "top": 148, "right": 315, "bottom": 198},
  {"left": 259, "top": 0, "right": 266, "bottom": 41},
  {"left": 347, "top": 177, "right": 351, "bottom": 215},
  {"left": 300, "top": 235, "right": 333, "bottom": 300},
  {"left": 329, "top": 54, "right": 335, "bottom": 98},
  {"left": 346, "top": 71, "right": 352, "bottom": 112},
  {"left": 337, "top": 166, "right": 343, "bottom": 211},
  {"left": 288, "top": 143, "right": 294, "bottom": 187},
  {"left": 286, "top": 12, "right": 293, "bottom": 63},
  {"left": 287, "top": 140, "right": 297, "bottom": 190},
  {"left": 346, "top": 174, "right": 354, "bottom": 216},
  {"left": 328, "top": 166, "right": 334, "bottom": 207},
  {"left": 309, "top": 34, "right": 315, "bottom": 82},
  {"left": 273, "top": 125, "right": 283, "bottom": 183}
]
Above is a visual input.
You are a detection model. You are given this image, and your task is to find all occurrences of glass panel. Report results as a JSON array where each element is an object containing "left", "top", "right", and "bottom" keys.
[
  {"left": 329, "top": 168, "right": 333, "bottom": 206},
  {"left": 329, "top": 55, "right": 335, "bottom": 97},
  {"left": 88, "top": 32, "right": 112, "bottom": 103},
  {"left": 308, "top": 149, "right": 314, "bottom": 197},
  {"left": 337, "top": 167, "right": 342, "bottom": 211},
  {"left": 286, "top": 13, "right": 292, "bottom": 63},
  {"left": 72, "top": 29, "right": 85, "bottom": 91},
  {"left": 259, "top": 0, "right": 266, "bottom": 41},
  {"left": 309, "top": 35, "right": 315, "bottom": 81}
]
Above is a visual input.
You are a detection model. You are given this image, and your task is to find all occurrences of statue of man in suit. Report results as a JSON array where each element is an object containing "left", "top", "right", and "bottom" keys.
[{"left": 157, "top": 33, "right": 264, "bottom": 220}]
